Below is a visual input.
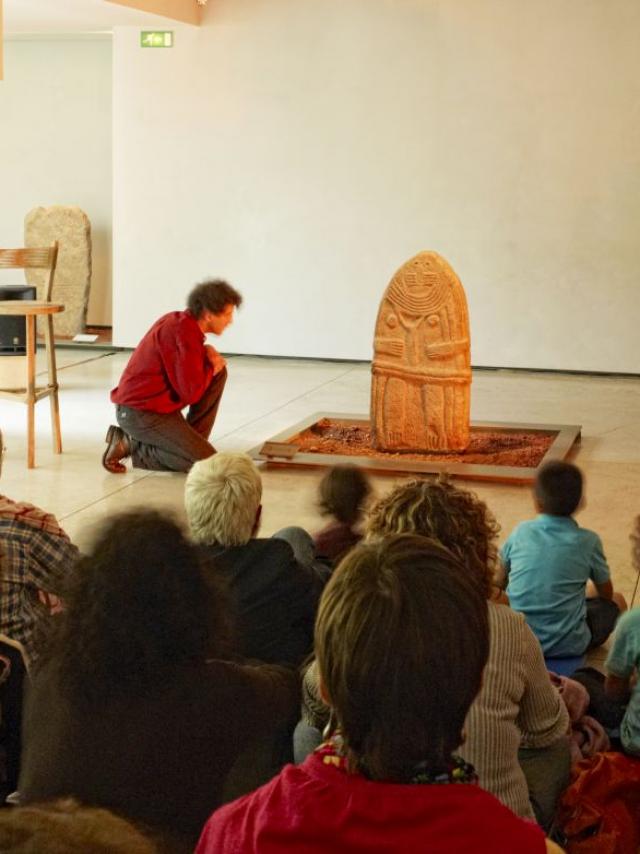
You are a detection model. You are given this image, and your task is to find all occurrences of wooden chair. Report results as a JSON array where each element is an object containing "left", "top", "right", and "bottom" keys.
[{"left": 0, "top": 242, "right": 64, "bottom": 467}]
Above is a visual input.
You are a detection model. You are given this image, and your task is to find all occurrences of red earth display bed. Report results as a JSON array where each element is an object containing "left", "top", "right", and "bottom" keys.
[
  {"left": 249, "top": 414, "right": 582, "bottom": 485},
  {"left": 293, "top": 418, "right": 554, "bottom": 468}
]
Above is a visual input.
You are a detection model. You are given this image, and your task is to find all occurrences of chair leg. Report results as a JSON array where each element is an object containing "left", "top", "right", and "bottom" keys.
[
  {"left": 26, "top": 315, "right": 36, "bottom": 468},
  {"left": 44, "top": 314, "right": 62, "bottom": 454}
]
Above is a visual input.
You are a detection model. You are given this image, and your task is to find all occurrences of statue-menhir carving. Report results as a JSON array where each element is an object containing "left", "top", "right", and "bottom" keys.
[{"left": 371, "top": 251, "right": 471, "bottom": 452}]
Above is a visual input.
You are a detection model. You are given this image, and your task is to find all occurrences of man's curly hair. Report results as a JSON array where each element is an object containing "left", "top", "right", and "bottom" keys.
[
  {"left": 366, "top": 476, "right": 500, "bottom": 599},
  {"left": 39, "top": 510, "right": 231, "bottom": 705}
]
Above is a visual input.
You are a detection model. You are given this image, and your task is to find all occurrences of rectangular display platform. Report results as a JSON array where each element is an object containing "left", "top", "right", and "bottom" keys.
[{"left": 248, "top": 414, "right": 582, "bottom": 485}]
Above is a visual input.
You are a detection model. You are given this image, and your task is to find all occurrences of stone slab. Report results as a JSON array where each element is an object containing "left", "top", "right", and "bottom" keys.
[
  {"left": 371, "top": 251, "right": 471, "bottom": 452},
  {"left": 24, "top": 206, "right": 92, "bottom": 338}
]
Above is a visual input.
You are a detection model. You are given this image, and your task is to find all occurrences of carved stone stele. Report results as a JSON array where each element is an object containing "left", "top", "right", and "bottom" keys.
[
  {"left": 370, "top": 251, "right": 471, "bottom": 452},
  {"left": 24, "top": 206, "right": 92, "bottom": 338}
]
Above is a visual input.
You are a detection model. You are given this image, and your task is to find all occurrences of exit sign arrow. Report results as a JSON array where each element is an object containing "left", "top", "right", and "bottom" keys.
[{"left": 140, "top": 31, "right": 174, "bottom": 48}]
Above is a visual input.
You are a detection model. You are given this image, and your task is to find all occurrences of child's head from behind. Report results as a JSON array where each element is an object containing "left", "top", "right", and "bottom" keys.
[
  {"left": 366, "top": 476, "right": 499, "bottom": 600},
  {"left": 534, "top": 461, "right": 583, "bottom": 516},
  {"left": 49, "top": 509, "right": 230, "bottom": 705},
  {"left": 315, "top": 534, "right": 489, "bottom": 782},
  {"left": 319, "top": 464, "right": 371, "bottom": 525}
]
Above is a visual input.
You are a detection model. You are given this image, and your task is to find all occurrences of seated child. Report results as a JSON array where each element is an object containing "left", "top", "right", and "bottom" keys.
[
  {"left": 501, "top": 461, "right": 627, "bottom": 657},
  {"left": 604, "top": 515, "right": 640, "bottom": 756},
  {"left": 313, "top": 464, "right": 371, "bottom": 564},
  {"left": 197, "top": 535, "right": 559, "bottom": 854}
]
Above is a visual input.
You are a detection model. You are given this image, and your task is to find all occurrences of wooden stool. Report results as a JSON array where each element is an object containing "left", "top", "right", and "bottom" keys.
[
  {"left": 0, "top": 300, "right": 65, "bottom": 468},
  {"left": 0, "top": 241, "right": 62, "bottom": 468}
]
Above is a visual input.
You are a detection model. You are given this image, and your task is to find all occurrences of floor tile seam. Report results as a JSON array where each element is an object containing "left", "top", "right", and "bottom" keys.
[
  {"left": 592, "top": 424, "right": 640, "bottom": 439},
  {"left": 57, "top": 474, "right": 153, "bottom": 523},
  {"left": 214, "top": 365, "right": 360, "bottom": 441},
  {"left": 35, "top": 351, "right": 117, "bottom": 378}
]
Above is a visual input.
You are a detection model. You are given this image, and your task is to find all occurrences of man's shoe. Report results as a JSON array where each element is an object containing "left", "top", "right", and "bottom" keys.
[{"left": 102, "top": 425, "right": 131, "bottom": 474}]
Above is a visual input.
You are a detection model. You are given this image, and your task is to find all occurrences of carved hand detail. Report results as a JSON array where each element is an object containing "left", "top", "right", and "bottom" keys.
[
  {"left": 425, "top": 338, "right": 469, "bottom": 359},
  {"left": 375, "top": 337, "right": 404, "bottom": 357}
]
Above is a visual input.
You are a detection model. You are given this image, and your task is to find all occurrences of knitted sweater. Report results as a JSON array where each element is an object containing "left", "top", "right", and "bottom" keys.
[{"left": 459, "top": 603, "right": 569, "bottom": 818}]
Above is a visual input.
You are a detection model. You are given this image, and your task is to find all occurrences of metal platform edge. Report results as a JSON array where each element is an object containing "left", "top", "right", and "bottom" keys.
[{"left": 248, "top": 413, "right": 582, "bottom": 485}]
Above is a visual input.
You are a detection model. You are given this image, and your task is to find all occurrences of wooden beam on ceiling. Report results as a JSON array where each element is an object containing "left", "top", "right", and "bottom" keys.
[{"left": 105, "top": 0, "right": 202, "bottom": 26}]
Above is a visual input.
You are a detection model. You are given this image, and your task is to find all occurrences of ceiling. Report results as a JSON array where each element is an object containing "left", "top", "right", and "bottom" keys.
[{"left": 3, "top": 0, "right": 180, "bottom": 34}]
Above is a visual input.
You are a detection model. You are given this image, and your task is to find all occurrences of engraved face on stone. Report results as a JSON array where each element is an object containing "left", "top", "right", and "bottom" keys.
[
  {"left": 387, "top": 262, "right": 450, "bottom": 320},
  {"left": 371, "top": 251, "right": 472, "bottom": 453}
]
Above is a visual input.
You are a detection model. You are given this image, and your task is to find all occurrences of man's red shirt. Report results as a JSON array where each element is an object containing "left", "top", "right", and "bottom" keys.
[{"left": 111, "top": 311, "right": 214, "bottom": 413}]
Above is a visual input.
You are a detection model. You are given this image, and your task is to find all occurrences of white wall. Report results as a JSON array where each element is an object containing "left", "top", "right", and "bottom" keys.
[
  {"left": 0, "top": 36, "right": 112, "bottom": 325},
  {"left": 113, "top": 0, "right": 640, "bottom": 372}
]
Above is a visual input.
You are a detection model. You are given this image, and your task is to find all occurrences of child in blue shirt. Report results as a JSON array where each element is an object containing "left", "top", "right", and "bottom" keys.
[
  {"left": 605, "top": 516, "right": 640, "bottom": 755},
  {"left": 605, "top": 608, "right": 640, "bottom": 755},
  {"left": 501, "top": 461, "right": 627, "bottom": 658}
]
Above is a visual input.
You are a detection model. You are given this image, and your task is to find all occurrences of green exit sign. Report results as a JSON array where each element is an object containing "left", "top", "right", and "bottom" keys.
[{"left": 140, "top": 31, "right": 174, "bottom": 48}]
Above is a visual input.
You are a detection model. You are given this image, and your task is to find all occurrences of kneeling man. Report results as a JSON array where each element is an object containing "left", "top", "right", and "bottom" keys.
[{"left": 103, "top": 279, "right": 241, "bottom": 473}]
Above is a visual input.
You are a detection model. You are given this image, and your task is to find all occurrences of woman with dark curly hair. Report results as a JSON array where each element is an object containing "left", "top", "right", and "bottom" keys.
[
  {"left": 19, "top": 510, "right": 299, "bottom": 853},
  {"left": 301, "top": 477, "right": 571, "bottom": 831}
]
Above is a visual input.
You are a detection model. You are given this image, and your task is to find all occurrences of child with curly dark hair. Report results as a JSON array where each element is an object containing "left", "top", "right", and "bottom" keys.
[
  {"left": 313, "top": 464, "right": 372, "bottom": 565},
  {"left": 366, "top": 474, "right": 505, "bottom": 602}
]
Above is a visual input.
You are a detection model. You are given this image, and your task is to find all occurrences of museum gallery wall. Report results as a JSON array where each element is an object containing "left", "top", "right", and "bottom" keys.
[{"left": 3, "top": 2, "right": 638, "bottom": 371}]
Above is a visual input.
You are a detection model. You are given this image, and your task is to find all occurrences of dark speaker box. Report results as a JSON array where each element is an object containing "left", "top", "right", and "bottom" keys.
[{"left": 0, "top": 285, "right": 37, "bottom": 355}]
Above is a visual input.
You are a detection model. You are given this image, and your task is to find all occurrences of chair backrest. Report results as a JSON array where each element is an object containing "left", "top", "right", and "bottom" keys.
[{"left": 0, "top": 241, "right": 59, "bottom": 301}]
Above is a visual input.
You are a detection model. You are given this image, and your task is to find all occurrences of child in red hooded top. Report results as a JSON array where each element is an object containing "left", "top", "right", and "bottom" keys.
[{"left": 197, "top": 535, "right": 560, "bottom": 854}]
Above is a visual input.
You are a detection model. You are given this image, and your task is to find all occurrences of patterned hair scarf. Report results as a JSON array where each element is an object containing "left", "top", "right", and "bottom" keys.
[{"left": 315, "top": 731, "right": 478, "bottom": 785}]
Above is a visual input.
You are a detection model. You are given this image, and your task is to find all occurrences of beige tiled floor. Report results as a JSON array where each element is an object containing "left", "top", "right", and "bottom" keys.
[{"left": 1, "top": 349, "right": 639, "bottom": 615}]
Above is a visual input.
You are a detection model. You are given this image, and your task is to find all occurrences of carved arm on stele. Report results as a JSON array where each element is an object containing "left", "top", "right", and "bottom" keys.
[
  {"left": 425, "top": 338, "right": 470, "bottom": 359},
  {"left": 374, "top": 337, "right": 404, "bottom": 358}
]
